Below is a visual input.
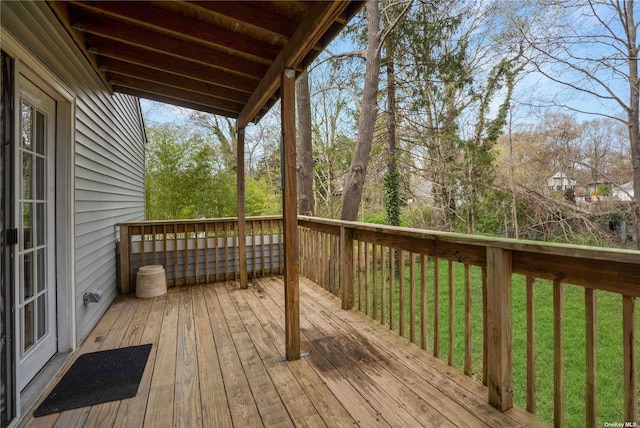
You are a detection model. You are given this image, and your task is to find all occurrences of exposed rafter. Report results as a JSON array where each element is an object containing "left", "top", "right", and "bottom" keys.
[{"left": 47, "top": 0, "right": 363, "bottom": 121}]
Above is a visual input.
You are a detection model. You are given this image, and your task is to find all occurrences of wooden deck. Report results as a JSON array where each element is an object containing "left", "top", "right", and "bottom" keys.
[{"left": 21, "top": 277, "right": 544, "bottom": 427}]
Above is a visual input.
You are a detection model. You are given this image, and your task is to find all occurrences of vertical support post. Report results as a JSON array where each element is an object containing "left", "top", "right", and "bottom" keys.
[
  {"left": 236, "top": 126, "right": 248, "bottom": 289},
  {"left": 282, "top": 68, "right": 300, "bottom": 360},
  {"left": 623, "top": 295, "right": 637, "bottom": 423},
  {"left": 486, "top": 247, "right": 513, "bottom": 411},
  {"left": 119, "top": 223, "right": 131, "bottom": 294},
  {"left": 340, "top": 226, "right": 354, "bottom": 310}
]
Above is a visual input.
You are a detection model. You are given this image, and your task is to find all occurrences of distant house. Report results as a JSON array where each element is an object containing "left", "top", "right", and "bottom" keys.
[
  {"left": 585, "top": 180, "right": 614, "bottom": 202},
  {"left": 613, "top": 181, "right": 635, "bottom": 201},
  {"left": 547, "top": 173, "right": 576, "bottom": 192}
]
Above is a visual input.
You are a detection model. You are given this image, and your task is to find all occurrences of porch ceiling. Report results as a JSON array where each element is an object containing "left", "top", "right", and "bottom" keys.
[{"left": 47, "top": 1, "right": 363, "bottom": 126}]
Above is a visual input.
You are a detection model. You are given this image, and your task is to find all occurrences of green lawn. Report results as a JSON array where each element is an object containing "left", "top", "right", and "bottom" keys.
[{"left": 354, "top": 253, "right": 638, "bottom": 427}]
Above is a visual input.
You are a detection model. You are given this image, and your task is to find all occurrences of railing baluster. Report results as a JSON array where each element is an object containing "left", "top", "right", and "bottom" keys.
[
  {"left": 434, "top": 257, "right": 440, "bottom": 358},
  {"left": 585, "top": 287, "right": 596, "bottom": 427},
  {"left": 482, "top": 267, "right": 487, "bottom": 386},
  {"left": 365, "top": 242, "right": 370, "bottom": 316},
  {"left": 204, "top": 223, "right": 210, "bottom": 284},
  {"left": 162, "top": 224, "right": 168, "bottom": 285},
  {"left": 278, "top": 219, "right": 284, "bottom": 275},
  {"left": 410, "top": 253, "right": 416, "bottom": 344},
  {"left": 527, "top": 276, "right": 536, "bottom": 413},
  {"left": 334, "top": 235, "right": 340, "bottom": 295},
  {"left": 390, "top": 248, "right": 395, "bottom": 332},
  {"left": 140, "top": 225, "right": 146, "bottom": 269},
  {"left": 554, "top": 280, "right": 564, "bottom": 427},
  {"left": 195, "top": 223, "right": 200, "bottom": 284},
  {"left": 464, "top": 264, "right": 471, "bottom": 376},
  {"left": 214, "top": 222, "right": 220, "bottom": 282},
  {"left": 381, "top": 246, "right": 387, "bottom": 327},
  {"left": 233, "top": 220, "right": 237, "bottom": 277},
  {"left": 340, "top": 226, "right": 354, "bottom": 310},
  {"left": 225, "top": 221, "right": 231, "bottom": 281},
  {"left": 623, "top": 295, "right": 637, "bottom": 423},
  {"left": 372, "top": 244, "right": 378, "bottom": 322},
  {"left": 399, "top": 250, "right": 405, "bottom": 337},
  {"left": 421, "top": 254, "right": 427, "bottom": 351},
  {"left": 173, "top": 223, "right": 179, "bottom": 286},
  {"left": 184, "top": 223, "right": 189, "bottom": 285},
  {"left": 151, "top": 224, "right": 157, "bottom": 265},
  {"left": 261, "top": 220, "right": 266, "bottom": 276},
  {"left": 449, "top": 260, "right": 455, "bottom": 366},
  {"left": 313, "top": 230, "right": 318, "bottom": 283},
  {"left": 252, "top": 220, "right": 262, "bottom": 279},
  {"left": 357, "top": 240, "right": 363, "bottom": 310}
]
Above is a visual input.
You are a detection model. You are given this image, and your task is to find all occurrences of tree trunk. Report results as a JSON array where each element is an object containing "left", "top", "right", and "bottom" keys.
[
  {"left": 296, "top": 69, "right": 315, "bottom": 215},
  {"left": 341, "top": 0, "right": 381, "bottom": 221},
  {"left": 384, "top": 47, "right": 400, "bottom": 226},
  {"left": 625, "top": 0, "right": 640, "bottom": 249}
]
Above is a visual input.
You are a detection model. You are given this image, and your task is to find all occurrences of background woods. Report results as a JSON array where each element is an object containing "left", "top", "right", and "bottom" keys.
[{"left": 143, "top": 0, "right": 638, "bottom": 249}]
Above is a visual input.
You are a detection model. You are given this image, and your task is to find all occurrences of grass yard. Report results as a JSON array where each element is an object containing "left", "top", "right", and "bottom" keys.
[{"left": 354, "top": 252, "right": 639, "bottom": 427}]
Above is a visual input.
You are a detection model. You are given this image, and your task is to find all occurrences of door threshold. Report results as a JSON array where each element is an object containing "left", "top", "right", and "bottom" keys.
[{"left": 20, "top": 352, "right": 71, "bottom": 417}]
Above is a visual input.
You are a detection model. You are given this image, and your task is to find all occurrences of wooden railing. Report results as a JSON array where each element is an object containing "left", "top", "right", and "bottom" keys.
[
  {"left": 117, "top": 217, "right": 283, "bottom": 293},
  {"left": 117, "top": 215, "right": 639, "bottom": 426},
  {"left": 298, "top": 216, "right": 640, "bottom": 427}
]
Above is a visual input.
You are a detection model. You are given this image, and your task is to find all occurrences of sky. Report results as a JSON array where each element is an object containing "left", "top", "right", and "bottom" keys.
[{"left": 140, "top": 0, "right": 637, "bottom": 137}]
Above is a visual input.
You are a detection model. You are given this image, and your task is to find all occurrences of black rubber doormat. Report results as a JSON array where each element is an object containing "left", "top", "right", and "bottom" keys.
[{"left": 34, "top": 344, "right": 152, "bottom": 417}]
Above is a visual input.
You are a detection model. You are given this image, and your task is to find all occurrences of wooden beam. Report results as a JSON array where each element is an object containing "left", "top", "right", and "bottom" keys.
[
  {"left": 86, "top": 36, "right": 258, "bottom": 93},
  {"left": 99, "top": 58, "right": 251, "bottom": 104},
  {"left": 281, "top": 68, "right": 300, "bottom": 360},
  {"left": 114, "top": 88, "right": 241, "bottom": 119},
  {"left": 71, "top": 9, "right": 268, "bottom": 79},
  {"left": 237, "top": 1, "right": 350, "bottom": 127},
  {"left": 237, "top": 127, "right": 248, "bottom": 290},
  {"left": 186, "top": 1, "right": 296, "bottom": 40},
  {"left": 110, "top": 74, "right": 244, "bottom": 115},
  {"left": 486, "top": 247, "right": 513, "bottom": 411},
  {"left": 67, "top": 0, "right": 280, "bottom": 61}
]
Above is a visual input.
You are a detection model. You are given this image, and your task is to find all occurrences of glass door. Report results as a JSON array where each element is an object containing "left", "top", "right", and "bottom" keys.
[{"left": 16, "top": 76, "right": 56, "bottom": 391}]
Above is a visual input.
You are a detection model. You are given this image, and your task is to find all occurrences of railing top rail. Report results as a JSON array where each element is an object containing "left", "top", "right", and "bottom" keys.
[
  {"left": 298, "top": 215, "right": 640, "bottom": 265},
  {"left": 119, "top": 215, "right": 639, "bottom": 265},
  {"left": 117, "top": 215, "right": 283, "bottom": 228}
]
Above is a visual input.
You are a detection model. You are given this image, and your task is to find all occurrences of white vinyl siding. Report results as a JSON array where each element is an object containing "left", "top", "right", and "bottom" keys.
[{"left": 2, "top": 2, "right": 146, "bottom": 343}]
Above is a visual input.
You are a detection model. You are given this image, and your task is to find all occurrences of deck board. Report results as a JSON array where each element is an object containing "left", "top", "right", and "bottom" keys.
[{"left": 20, "top": 277, "right": 546, "bottom": 427}]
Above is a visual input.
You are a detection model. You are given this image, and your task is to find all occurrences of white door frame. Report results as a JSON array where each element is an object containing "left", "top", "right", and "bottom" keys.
[
  {"left": 14, "top": 74, "right": 58, "bottom": 391},
  {"left": 2, "top": 28, "right": 76, "bottom": 420}
]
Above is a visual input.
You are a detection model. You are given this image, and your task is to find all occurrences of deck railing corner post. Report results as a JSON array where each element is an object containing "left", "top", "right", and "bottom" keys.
[
  {"left": 119, "top": 223, "right": 131, "bottom": 294},
  {"left": 486, "top": 246, "right": 513, "bottom": 411}
]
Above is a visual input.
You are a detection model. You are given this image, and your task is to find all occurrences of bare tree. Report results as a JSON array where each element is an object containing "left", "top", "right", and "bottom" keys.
[
  {"left": 340, "top": 0, "right": 412, "bottom": 221},
  {"left": 340, "top": 0, "right": 383, "bottom": 221},
  {"left": 296, "top": 70, "right": 315, "bottom": 215},
  {"left": 519, "top": 0, "right": 640, "bottom": 247}
]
